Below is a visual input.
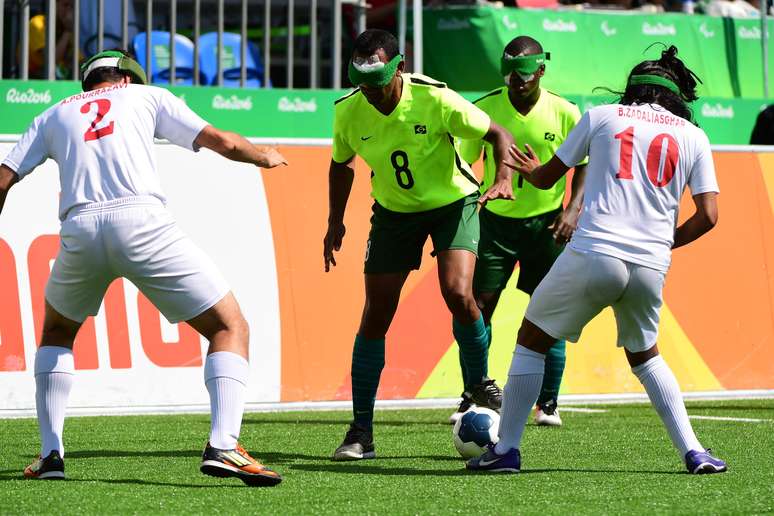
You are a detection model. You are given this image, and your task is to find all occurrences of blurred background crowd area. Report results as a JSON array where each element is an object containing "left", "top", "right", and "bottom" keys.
[{"left": 0, "top": 0, "right": 769, "bottom": 84}]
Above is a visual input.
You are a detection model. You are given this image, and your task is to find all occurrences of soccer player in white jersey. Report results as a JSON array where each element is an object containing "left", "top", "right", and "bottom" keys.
[
  {"left": 467, "top": 46, "right": 728, "bottom": 474},
  {"left": 0, "top": 50, "right": 287, "bottom": 486}
]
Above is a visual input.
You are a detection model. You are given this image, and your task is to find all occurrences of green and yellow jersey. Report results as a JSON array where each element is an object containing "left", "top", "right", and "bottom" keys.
[
  {"left": 460, "top": 87, "right": 587, "bottom": 219},
  {"left": 332, "top": 73, "right": 491, "bottom": 213}
]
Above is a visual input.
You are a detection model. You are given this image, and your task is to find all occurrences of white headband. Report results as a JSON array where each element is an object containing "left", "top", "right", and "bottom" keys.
[{"left": 82, "top": 57, "right": 121, "bottom": 79}]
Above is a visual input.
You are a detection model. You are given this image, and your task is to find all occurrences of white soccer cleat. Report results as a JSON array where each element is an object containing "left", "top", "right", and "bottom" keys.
[{"left": 534, "top": 405, "right": 563, "bottom": 427}]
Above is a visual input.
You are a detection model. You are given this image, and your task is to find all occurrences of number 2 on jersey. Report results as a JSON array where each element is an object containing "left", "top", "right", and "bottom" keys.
[
  {"left": 81, "top": 99, "right": 115, "bottom": 141},
  {"left": 614, "top": 126, "right": 678, "bottom": 187}
]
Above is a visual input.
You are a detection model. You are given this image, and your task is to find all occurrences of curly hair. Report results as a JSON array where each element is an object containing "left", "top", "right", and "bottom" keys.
[{"left": 600, "top": 45, "right": 702, "bottom": 123}]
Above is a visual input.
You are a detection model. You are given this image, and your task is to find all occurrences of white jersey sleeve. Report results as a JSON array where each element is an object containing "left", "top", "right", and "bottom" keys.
[
  {"left": 555, "top": 110, "right": 592, "bottom": 168},
  {"left": 2, "top": 110, "right": 51, "bottom": 179},
  {"left": 687, "top": 131, "right": 719, "bottom": 196},
  {"left": 154, "top": 89, "right": 209, "bottom": 151}
]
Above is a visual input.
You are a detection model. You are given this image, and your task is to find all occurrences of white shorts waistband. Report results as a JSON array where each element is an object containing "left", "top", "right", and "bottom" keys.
[{"left": 65, "top": 196, "right": 165, "bottom": 218}]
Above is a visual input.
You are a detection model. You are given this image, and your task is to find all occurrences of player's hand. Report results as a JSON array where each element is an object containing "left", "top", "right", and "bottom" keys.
[
  {"left": 479, "top": 177, "right": 514, "bottom": 207},
  {"left": 257, "top": 147, "right": 289, "bottom": 169},
  {"left": 505, "top": 143, "right": 541, "bottom": 178},
  {"left": 323, "top": 222, "right": 346, "bottom": 272},
  {"left": 549, "top": 206, "right": 580, "bottom": 244}
]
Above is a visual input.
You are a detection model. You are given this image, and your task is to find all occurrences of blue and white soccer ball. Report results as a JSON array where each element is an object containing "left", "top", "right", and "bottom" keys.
[{"left": 452, "top": 407, "right": 500, "bottom": 459}]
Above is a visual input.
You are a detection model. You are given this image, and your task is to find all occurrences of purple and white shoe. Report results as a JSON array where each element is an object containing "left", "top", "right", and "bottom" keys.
[
  {"left": 465, "top": 443, "right": 521, "bottom": 473},
  {"left": 685, "top": 449, "right": 727, "bottom": 474}
]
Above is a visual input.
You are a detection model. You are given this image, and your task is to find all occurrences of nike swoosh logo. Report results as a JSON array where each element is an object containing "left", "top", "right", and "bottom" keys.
[
  {"left": 360, "top": 136, "right": 373, "bottom": 141},
  {"left": 478, "top": 456, "right": 501, "bottom": 467}
]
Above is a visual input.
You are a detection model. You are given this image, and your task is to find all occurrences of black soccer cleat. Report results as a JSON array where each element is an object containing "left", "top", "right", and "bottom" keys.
[
  {"left": 469, "top": 378, "right": 503, "bottom": 411},
  {"left": 200, "top": 442, "right": 282, "bottom": 487},
  {"left": 24, "top": 450, "right": 65, "bottom": 480},
  {"left": 449, "top": 392, "right": 476, "bottom": 425},
  {"left": 332, "top": 422, "right": 375, "bottom": 461}
]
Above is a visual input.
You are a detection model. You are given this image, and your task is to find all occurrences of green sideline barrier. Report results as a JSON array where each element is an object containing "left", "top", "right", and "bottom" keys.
[
  {"left": 0, "top": 79, "right": 766, "bottom": 144},
  {"left": 422, "top": 7, "right": 772, "bottom": 99}
]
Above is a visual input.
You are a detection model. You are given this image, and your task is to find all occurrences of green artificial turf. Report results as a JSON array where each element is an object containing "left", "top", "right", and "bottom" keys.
[{"left": 1, "top": 400, "right": 772, "bottom": 515}]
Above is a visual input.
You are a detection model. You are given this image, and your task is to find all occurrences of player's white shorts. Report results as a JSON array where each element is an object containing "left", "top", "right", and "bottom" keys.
[
  {"left": 46, "top": 196, "right": 230, "bottom": 323},
  {"left": 525, "top": 248, "right": 666, "bottom": 353}
]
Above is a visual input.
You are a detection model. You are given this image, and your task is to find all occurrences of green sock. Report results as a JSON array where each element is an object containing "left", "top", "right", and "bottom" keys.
[
  {"left": 351, "top": 335, "right": 385, "bottom": 430},
  {"left": 537, "top": 340, "right": 567, "bottom": 407},
  {"left": 453, "top": 316, "right": 489, "bottom": 391},
  {"left": 458, "top": 322, "right": 492, "bottom": 393},
  {"left": 457, "top": 348, "right": 469, "bottom": 392}
]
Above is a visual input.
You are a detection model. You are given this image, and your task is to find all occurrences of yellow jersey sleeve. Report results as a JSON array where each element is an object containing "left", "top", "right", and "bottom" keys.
[{"left": 440, "top": 88, "right": 491, "bottom": 141}]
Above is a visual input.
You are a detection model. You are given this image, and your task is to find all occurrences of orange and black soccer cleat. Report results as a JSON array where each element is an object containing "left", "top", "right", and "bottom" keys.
[
  {"left": 24, "top": 450, "right": 65, "bottom": 480},
  {"left": 200, "top": 442, "right": 282, "bottom": 487}
]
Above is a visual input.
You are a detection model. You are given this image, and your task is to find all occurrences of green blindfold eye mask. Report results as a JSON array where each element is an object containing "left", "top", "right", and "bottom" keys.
[
  {"left": 500, "top": 52, "right": 550, "bottom": 77},
  {"left": 348, "top": 54, "right": 402, "bottom": 88},
  {"left": 80, "top": 50, "right": 148, "bottom": 89}
]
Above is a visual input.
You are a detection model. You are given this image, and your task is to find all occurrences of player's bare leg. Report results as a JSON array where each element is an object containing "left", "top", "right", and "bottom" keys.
[
  {"left": 626, "top": 344, "right": 727, "bottom": 474},
  {"left": 24, "top": 302, "right": 82, "bottom": 479},
  {"left": 333, "top": 272, "right": 409, "bottom": 461},
  {"left": 438, "top": 250, "right": 502, "bottom": 411},
  {"left": 187, "top": 292, "right": 282, "bottom": 486}
]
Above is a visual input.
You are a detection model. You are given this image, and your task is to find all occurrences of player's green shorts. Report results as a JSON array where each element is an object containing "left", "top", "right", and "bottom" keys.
[
  {"left": 473, "top": 206, "right": 564, "bottom": 295},
  {"left": 364, "top": 193, "right": 480, "bottom": 274}
]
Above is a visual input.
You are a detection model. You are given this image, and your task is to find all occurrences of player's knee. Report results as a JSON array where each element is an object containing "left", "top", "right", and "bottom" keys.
[
  {"left": 441, "top": 283, "right": 475, "bottom": 315},
  {"left": 40, "top": 323, "right": 78, "bottom": 347},
  {"left": 40, "top": 310, "right": 80, "bottom": 346},
  {"left": 229, "top": 313, "right": 249, "bottom": 343}
]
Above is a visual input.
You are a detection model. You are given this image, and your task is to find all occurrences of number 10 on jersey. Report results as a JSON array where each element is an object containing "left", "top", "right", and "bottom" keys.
[{"left": 615, "top": 126, "right": 678, "bottom": 188}]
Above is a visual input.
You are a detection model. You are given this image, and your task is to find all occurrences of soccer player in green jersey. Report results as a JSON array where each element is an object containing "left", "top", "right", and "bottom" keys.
[
  {"left": 323, "top": 29, "right": 515, "bottom": 461},
  {"left": 457, "top": 36, "right": 588, "bottom": 427}
]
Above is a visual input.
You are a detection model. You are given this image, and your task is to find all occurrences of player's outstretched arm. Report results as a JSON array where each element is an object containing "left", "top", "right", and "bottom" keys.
[
  {"left": 324, "top": 159, "right": 355, "bottom": 272},
  {"left": 478, "top": 122, "right": 515, "bottom": 206},
  {"left": 0, "top": 165, "right": 19, "bottom": 216},
  {"left": 550, "top": 164, "right": 586, "bottom": 243},
  {"left": 672, "top": 192, "right": 718, "bottom": 249},
  {"left": 506, "top": 144, "right": 569, "bottom": 190},
  {"left": 194, "top": 126, "right": 288, "bottom": 168}
]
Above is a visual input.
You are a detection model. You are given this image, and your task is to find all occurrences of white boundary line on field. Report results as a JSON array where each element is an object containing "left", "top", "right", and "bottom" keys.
[
  {"left": 1, "top": 389, "right": 772, "bottom": 419},
  {"left": 557, "top": 407, "right": 609, "bottom": 414},
  {"left": 688, "top": 415, "right": 773, "bottom": 423}
]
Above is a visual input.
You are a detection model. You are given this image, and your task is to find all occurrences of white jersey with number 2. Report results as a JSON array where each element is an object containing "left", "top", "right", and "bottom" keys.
[
  {"left": 2, "top": 83, "right": 208, "bottom": 220},
  {"left": 555, "top": 103, "right": 719, "bottom": 272}
]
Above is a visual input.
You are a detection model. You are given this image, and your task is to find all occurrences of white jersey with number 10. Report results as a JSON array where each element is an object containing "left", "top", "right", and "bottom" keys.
[
  {"left": 555, "top": 103, "right": 719, "bottom": 272},
  {"left": 2, "top": 83, "right": 209, "bottom": 220}
]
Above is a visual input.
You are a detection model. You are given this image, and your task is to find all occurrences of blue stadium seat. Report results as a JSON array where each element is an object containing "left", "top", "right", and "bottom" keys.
[
  {"left": 199, "top": 32, "right": 265, "bottom": 88},
  {"left": 132, "top": 31, "right": 202, "bottom": 85}
]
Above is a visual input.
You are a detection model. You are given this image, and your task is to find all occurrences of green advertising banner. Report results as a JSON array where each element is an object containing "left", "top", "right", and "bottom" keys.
[
  {"left": 422, "top": 7, "right": 769, "bottom": 99},
  {"left": 0, "top": 80, "right": 766, "bottom": 145},
  {"left": 0, "top": 80, "right": 345, "bottom": 138}
]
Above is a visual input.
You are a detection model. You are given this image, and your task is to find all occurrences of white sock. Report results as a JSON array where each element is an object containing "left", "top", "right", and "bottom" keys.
[
  {"left": 632, "top": 355, "right": 703, "bottom": 457},
  {"left": 495, "top": 345, "right": 545, "bottom": 455},
  {"left": 204, "top": 351, "right": 249, "bottom": 450},
  {"left": 34, "top": 346, "right": 74, "bottom": 458}
]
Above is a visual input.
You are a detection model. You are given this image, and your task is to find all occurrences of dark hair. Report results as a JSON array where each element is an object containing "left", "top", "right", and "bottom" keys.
[
  {"left": 602, "top": 45, "right": 701, "bottom": 123},
  {"left": 504, "top": 35, "right": 543, "bottom": 56},
  {"left": 81, "top": 48, "right": 136, "bottom": 91},
  {"left": 352, "top": 29, "right": 399, "bottom": 60}
]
